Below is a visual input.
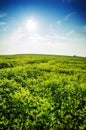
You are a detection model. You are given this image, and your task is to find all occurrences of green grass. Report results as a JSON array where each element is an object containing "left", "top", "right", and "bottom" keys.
[{"left": 0, "top": 54, "right": 86, "bottom": 130}]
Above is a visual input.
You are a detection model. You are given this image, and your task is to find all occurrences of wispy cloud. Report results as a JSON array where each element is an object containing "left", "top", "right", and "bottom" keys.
[
  {"left": 62, "top": 0, "right": 65, "bottom": 3},
  {"left": 2, "top": 22, "right": 86, "bottom": 57},
  {"left": 64, "top": 12, "right": 76, "bottom": 21},
  {"left": 0, "top": 21, "right": 8, "bottom": 31},
  {"left": 62, "top": 0, "right": 71, "bottom": 4},
  {"left": 7, "top": 26, "right": 86, "bottom": 56},
  {"left": 56, "top": 11, "right": 76, "bottom": 26},
  {"left": 49, "top": 24, "right": 56, "bottom": 35},
  {"left": 57, "top": 20, "right": 62, "bottom": 25},
  {"left": 1, "top": 17, "right": 86, "bottom": 56},
  {"left": 66, "top": 30, "right": 74, "bottom": 36},
  {"left": 0, "top": 13, "right": 7, "bottom": 18},
  {"left": 0, "top": 13, "right": 7, "bottom": 30},
  {"left": 82, "top": 26, "right": 86, "bottom": 33},
  {"left": 67, "top": 0, "right": 71, "bottom": 3},
  {"left": 0, "top": 21, "right": 7, "bottom": 26},
  {"left": 0, "top": 26, "right": 8, "bottom": 31}
]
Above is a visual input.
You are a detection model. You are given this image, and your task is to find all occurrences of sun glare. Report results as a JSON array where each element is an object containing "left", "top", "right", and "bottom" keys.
[{"left": 25, "top": 19, "right": 37, "bottom": 32}]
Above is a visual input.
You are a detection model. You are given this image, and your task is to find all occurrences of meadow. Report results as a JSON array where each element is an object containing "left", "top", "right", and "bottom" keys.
[{"left": 0, "top": 54, "right": 86, "bottom": 130}]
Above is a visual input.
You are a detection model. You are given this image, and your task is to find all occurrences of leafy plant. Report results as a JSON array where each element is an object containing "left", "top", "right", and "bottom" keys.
[{"left": 0, "top": 54, "right": 86, "bottom": 130}]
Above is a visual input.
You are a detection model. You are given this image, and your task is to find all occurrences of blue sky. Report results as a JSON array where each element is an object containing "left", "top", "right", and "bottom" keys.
[{"left": 0, "top": 0, "right": 86, "bottom": 56}]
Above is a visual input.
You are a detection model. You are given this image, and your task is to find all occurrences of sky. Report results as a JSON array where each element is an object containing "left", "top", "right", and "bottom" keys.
[{"left": 0, "top": 0, "right": 86, "bottom": 56}]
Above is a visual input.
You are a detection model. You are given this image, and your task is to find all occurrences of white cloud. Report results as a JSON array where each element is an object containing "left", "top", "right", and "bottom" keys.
[
  {"left": 0, "top": 21, "right": 7, "bottom": 26},
  {"left": 64, "top": 12, "right": 76, "bottom": 21},
  {"left": 49, "top": 24, "right": 56, "bottom": 35},
  {"left": 0, "top": 13, "right": 7, "bottom": 31},
  {"left": 82, "top": 26, "right": 86, "bottom": 33},
  {"left": 6, "top": 25, "right": 85, "bottom": 57},
  {"left": 0, "top": 13, "right": 7, "bottom": 18},
  {"left": 1, "top": 18, "right": 86, "bottom": 57},
  {"left": 66, "top": 30, "right": 74, "bottom": 36},
  {"left": 0, "top": 21, "right": 8, "bottom": 31},
  {"left": 0, "top": 26, "right": 8, "bottom": 31},
  {"left": 57, "top": 20, "right": 62, "bottom": 25},
  {"left": 56, "top": 12, "right": 76, "bottom": 28}
]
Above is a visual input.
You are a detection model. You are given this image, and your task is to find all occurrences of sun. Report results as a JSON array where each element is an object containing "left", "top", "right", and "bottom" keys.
[{"left": 25, "top": 19, "right": 38, "bottom": 32}]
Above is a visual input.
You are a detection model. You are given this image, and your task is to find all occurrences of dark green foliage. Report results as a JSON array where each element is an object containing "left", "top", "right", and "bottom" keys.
[{"left": 0, "top": 54, "right": 86, "bottom": 130}]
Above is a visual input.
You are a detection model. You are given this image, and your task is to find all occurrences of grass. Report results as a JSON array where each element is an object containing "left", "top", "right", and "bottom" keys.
[{"left": 0, "top": 54, "right": 86, "bottom": 130}]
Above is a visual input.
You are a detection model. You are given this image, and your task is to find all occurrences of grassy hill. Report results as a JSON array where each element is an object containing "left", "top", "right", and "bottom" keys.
[{"left": 0, "top": 54, "right": 86, "bottom": 130}]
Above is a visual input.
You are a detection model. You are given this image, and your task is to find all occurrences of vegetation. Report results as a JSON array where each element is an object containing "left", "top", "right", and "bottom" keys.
[{"left": 0, "top": 54, "right": 86, "bottom": 130}]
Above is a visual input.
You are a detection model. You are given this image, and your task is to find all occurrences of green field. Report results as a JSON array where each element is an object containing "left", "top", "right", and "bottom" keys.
[{"left": 0, "top": 54, "right": 86, "bottom": 130}]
